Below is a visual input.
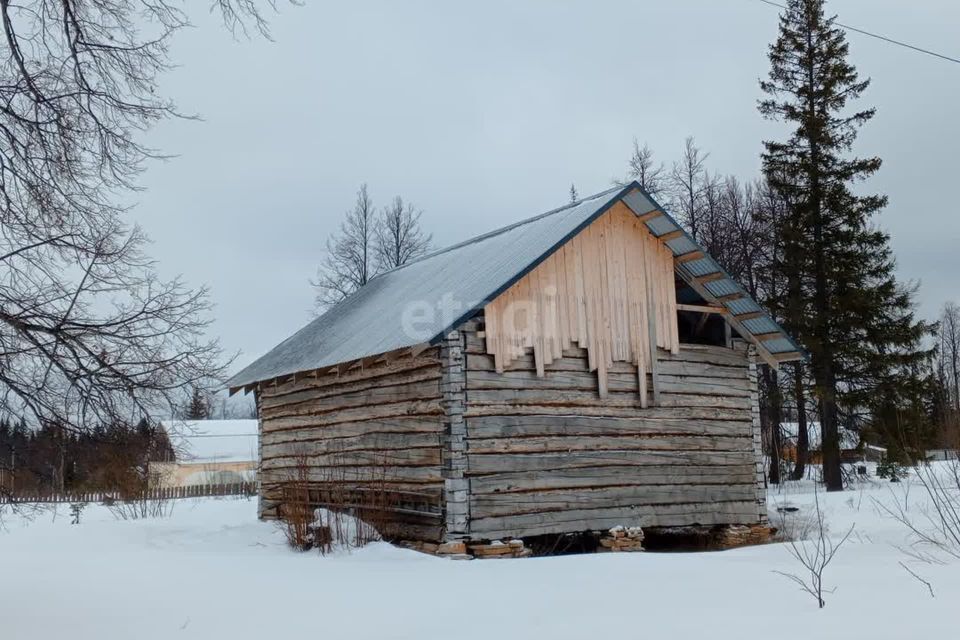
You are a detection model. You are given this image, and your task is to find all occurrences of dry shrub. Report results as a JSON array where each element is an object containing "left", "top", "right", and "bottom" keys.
[
  {"left": 276, "top": 444, "right": 396, "bottom": 554},
  {"left": 277, "top": 452, "right": 313, "bottom": 551},
  {"left": 774, "top": 488, "right": 854, "bottom": 608},
  {"left": 770, "top": 503, "right": 821, "bottom": 543},
  {"left": 877, "top": 456, "right": 960, "bottom": 563}
]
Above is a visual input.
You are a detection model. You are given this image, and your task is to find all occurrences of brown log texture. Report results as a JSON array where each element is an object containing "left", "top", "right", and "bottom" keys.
[
  {"left": 257, "top": 349, "right": 446, "bottom": 540},
  {"left": 462, "top": 323, "right": 764, "bottom": 540}
]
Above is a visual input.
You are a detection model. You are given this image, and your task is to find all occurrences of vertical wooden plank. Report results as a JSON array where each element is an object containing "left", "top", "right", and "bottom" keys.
[
  {"left": 636, "top": 223, "right": 651, "bottom": 377},
  {"left": 580, "top": 226, "right": 598, "bottom": 372},
  {"left": 544, "top": 253, "right": 562, "bottom": 361},
  {"left": 572, "top": 235, "right": 588, "bottom": 348},
  {"left": 645, "top": 233, "right": 661, "bottom": 406},
  {"left": 665, "top": 245, "right": 680, "bottom": 354},
  {"left": 596, "top": 216, "right": 614, "bottom": 375},
  {"left": 626, "top": 217, "right": 648, "bottom": 408},
  {"left": 658, "top": 244, "right": 670, "bottom": 351},
  {"left": 530, "top": 268, "right": 545, "bottom": 376},
  {"left": 555, "top": 244, "right": 571, "bottom": 351},
  {"left": 603, "top": 211, "right": 619, "bottom": 362},
  {"left": 592, "top": 219, "right": 610, "bottom": 397},
  {"left": 613, "top": 209, "right": 630, "bottom": 363},
  {"left": 647, "top": 293, "right": 661, "bottom": 407},
  {"left": 562, "top": 242, "right": 578, "bottom": 350}
]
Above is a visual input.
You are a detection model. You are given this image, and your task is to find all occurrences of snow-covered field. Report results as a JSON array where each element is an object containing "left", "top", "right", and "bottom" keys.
[{"left": 3, "top": 469, "right": 958, "bottom": 640}]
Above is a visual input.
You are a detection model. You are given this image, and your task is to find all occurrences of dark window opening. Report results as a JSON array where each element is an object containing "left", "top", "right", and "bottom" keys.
[
  {"left": 677, "top": 310, "right": 727, "bottom": 347},
  {"left": 674, "top": 277, "right": 729, "bottom": 347}
]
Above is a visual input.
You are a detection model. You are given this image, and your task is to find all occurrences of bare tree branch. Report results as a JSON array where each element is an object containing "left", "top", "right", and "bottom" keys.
[
  {"left": 0, "top": 1, "right": 287, "bottom": 431},
  {"left": 375, "top": 195, "right": 431, "bottom": 272}
]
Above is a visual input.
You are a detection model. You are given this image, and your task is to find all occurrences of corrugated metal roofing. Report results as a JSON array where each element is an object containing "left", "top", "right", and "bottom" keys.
[{"left": 226, "top": 182, "right": 802, "bottom": 391}]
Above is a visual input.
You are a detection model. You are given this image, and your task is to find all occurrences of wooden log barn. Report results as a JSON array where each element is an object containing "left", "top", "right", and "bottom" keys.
[{"left": 227, "top": 183, "right": 804, "bottom": 552}]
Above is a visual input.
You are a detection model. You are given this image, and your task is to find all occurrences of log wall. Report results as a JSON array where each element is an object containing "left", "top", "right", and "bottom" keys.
[
  {"left": 458, "top": 319, "right": 766, "bottom": 540},
  {"left": 256, "top": 350, "right": 446, "bottom": 541}
]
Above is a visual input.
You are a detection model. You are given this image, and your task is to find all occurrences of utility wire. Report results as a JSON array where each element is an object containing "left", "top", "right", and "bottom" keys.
[{"left": 755, "top": 0, "right": 960, "bottom": 65}]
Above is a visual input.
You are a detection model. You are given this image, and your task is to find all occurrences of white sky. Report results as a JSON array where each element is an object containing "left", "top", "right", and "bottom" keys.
[{"left": 131, "top": 0, "right": 960, "bottom": 373}]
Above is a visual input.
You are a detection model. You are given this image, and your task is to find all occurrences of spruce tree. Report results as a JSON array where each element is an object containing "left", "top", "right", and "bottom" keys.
[
  {"left": 759, "top": 0, "right": 933, "bottom": 490},
  {"left": 186, "top": 386, "right": 210, "bottom": 420}
]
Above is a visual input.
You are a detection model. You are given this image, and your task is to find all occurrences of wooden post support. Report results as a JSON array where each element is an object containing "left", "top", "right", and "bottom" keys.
[
  {"left": 440, "top": 329, "right": 470, "bottom": 540},
  {"left": 745, "top": 344, "right": 768, "bottom": 525}
]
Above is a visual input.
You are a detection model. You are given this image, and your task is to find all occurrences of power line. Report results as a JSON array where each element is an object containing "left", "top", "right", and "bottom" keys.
[{"left": 755, "top": 0, "right": 960, "bottom": 66}]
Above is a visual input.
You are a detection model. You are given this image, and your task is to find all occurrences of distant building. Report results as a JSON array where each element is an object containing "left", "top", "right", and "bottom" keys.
[
  {"left": 150, "top": 420, "right": 258, "bottom": 488},
  {"left": 780, "top": 421, "right": 886, "bottom": 463},
  {"left": 926, "top": 449, "right": 959, "bottom": 462}
]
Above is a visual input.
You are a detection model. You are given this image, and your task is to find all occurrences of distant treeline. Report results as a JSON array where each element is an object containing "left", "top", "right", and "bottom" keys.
[{"left": 0, "top": 420, "right": 174, "bottom": 496}]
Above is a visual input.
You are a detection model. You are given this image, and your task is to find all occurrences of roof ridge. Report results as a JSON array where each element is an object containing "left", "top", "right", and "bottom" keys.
[{"left": 372, "top": 184, "right": 624, "bottom": 279}]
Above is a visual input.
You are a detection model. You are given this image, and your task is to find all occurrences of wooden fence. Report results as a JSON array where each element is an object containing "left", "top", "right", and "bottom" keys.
[{"left": 0, "top": 481, "right": 257, "bottom": 504}]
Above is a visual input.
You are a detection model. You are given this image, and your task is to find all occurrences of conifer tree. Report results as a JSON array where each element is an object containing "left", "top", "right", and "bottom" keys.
[
  {"left": 759, "top": 0, "right": 933, "bottom": 490},
  {"left": 186, "top": 387, "right": 211, "bottom": 420}
]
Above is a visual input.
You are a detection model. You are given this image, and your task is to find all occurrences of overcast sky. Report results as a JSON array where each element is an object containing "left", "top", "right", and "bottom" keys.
[{"left": 131, "top": 0, "right": 960, "bottom": 374}]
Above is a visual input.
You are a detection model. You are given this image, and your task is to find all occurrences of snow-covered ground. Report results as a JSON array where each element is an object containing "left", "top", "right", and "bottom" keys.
[{"left": 2, "top": 467, "right": 958, "bottom": 640}]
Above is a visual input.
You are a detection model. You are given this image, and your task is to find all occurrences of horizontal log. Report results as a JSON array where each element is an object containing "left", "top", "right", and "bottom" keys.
[
  {"left": 463, "top": 404, "right": 751, "bottom": 421},
  {"left": 465, "top": 415, "right": 752, "bottom": 439},
  {"left": 656, "top": 393, "right": 751, "bottom": 410},
  {"left": 261, "top": 380, "right": 441, "bottom": 418},
  {"left": 467, "top": 353, "right": 747, "bottom": 381},
  {"left": 466, "top": 434, "right": 752, "bottom": 455},
  {"left": 465, "top": 389, "right": 749, "bottom": 410},
  {"left": 470, "top": 484, "right": 760, "bottom": 519},
  {"left": 468, "top": 501, "right": 763, "bottom": 537},
  {"left": 263, "top": 447, "right": 441, "bottom": 468},
  {"left": 466, "top": 372, "right": 748, "bottom": 398},
  {"left": 262, "top": 481, "right": 443, "bottom": 500},
  {"left": 261, "top": 400, "right": 443, "bottom": 431},
  {"left": 657, "top": 379, "right": 751, "bottom": 398},
  {"left": 659, "top": 373, "right": 749, "bottom": 389},
  {"left": 657, "top": 360, "right": 748, "bottom": 380},
  {"left": 467, "top": 450, "right": 755, "bottom": 475},
  {"left": 260, "top": 351, "right": 441, "bottom": 397},
  {"left": 262, "top": 432, "right": 442, "bottom": 459},
  {"left": 260, "top": 474, "right": 442, "bottom": 491},
  {"left": 262, "top": 417, "right": 443, "bottom": 442},
  {"left": 469, "top": 465, "right": 757, "bottom": 494},
  {"left": 466, "top": 369, "right": 636, "bottom": 392},
  {"left": 660, "top": 346, "right": 748, "bottom": 368},
  {"left": 261, "top": 367, "right": 441, "bottom": 409},
  {"left": 261, "top": 465, "right": 443, "bottom": 484},
  {"left": 466, "top": 353, "right": 629, "bottom": 374},
  {"left": 466, "top": 332, "right": 747, "bottom": 367}
]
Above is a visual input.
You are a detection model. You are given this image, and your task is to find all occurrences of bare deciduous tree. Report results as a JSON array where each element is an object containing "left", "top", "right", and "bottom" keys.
[
  {"left": 0, "top": 1, "right": 279, "bottom": 432},
  {"left": 375, "top": 196, "right": 431, "bottom": 271},
  {"left": 670, "top": 136, "right": 708, "bottom": 241},
  {"left": 312, "top": 184, "right": 379, "bottom": 310},
  {"left": 940, "top": 304, "right": 960, "bottom": 413},
  {"left": 775, "top": 487, "right": 854, "bottom": 608},
  {"left": 617, "top": 138, "right": 666, "bottom": 198}
]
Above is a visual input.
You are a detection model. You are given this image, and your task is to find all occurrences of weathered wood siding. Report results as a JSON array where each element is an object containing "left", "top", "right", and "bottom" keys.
[
  {"left": 459, "top": 320, "right": 766, "bottom": 540},
  {"left": 256, "top": 350, "right": 446, "bottom": 541}
]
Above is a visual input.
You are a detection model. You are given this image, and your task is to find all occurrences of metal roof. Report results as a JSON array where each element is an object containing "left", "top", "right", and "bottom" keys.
[{"left": 226, "top": 182, "right": 803, "bottom": 391}]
